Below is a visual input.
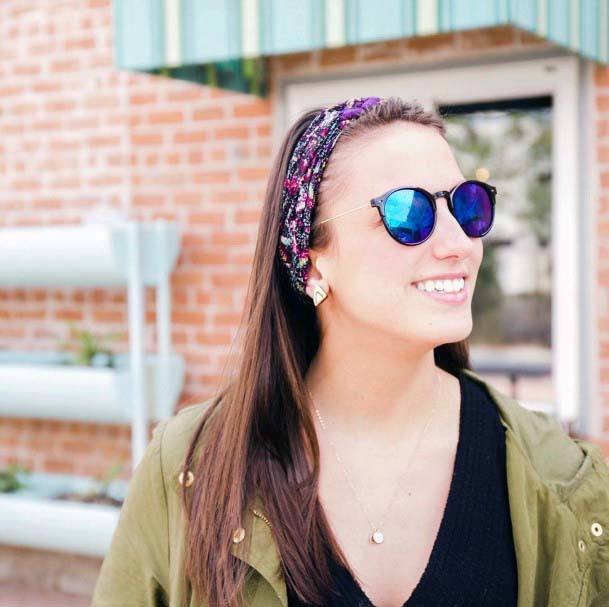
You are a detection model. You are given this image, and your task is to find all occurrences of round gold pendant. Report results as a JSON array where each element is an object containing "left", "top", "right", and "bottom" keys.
[{"left": 370, "top": 530, "right": 384, "bottom": 544}]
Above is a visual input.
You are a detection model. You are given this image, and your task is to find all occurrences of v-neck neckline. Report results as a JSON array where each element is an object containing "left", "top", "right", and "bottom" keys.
[{"left": 344, "top": 369, "right": 466, "bottom": 607}]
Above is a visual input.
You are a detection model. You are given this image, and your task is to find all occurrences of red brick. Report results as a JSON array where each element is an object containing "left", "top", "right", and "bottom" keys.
[
  {"left": 188, "top": 150, "right": 204, "bottom": 164},
  {"left": 194, "top": 331, "right": 232, "bottom": 346},
  {"left": 174, "top": 130, "right": 208, "bottom": 144},
  {"left": 51, "top": 59, "right": 80, "bottom": 73},
  {"left": 148, "top": 110, "right": 184, "bottom": 125},
  {"left": 174, "top": 192, "right": 202, "bottom": 206},
  {"left": 92, "top": 310, "right": 125, "bottom": 322},
  {"left": 215, "top": 312, "right": 243, "bottom": 326},
  {"left": 189, "top": 250, "right": 229, "bottom": 264},
  {"left": 64, "top": 36, "right": 96, "bottom": 50},
  {"left": 130, "top": 92, "right": 158, "bottom": 105},
  {"left": 193, "top": 106, "right": 225, "bottom": 120},
  {"left": 597, "top": 95, "right": 609, "bottom": 112},
  {"left": 0, "top": 85, "right": 26, "bottom": 97},
  {"left": 188, "top": 211, "right": 225, "bottom": 225},
  {"left": 131, "top": 132, "right": 163, "bottom": 145},
  {"left": 237, "top": 166, "right": 270, "bottom": 181},
  {"left": 595, "top": 66, "right": 609, "bottom": 87},
  {"left": 173, "top": 311, "right": 206, "bottom": 324},
  {"left": 233, "top": 101, "right": 270, "bottom": 118},
  {"left": 13, "top": 63, "right": 41, "bottom": 76},
  {"left": 195, "top": 170, "right": 231, "bottom": 184},
  {"left": 87, "top": 135, "right": 121, "bottom": 147},
  {"left": 257, "top": 124, "right": 271, "bottom": 137},
  {"left": 599, "top": 270, "right": 609, "bottom": 285},
  {"left": 215, "top": 126, "right": 250, "bottom": 140},
  {"left": 210, "top": 232, "right": 251, "bottom": 246},
  {"left": 172, "top": 272, "right": 205, "bottom": 287},
  {"left": 45, "top": 99, "right": 77, "bottom": 112},
  {"left": 167, "top": 87, "right": 205, "bottom": 102},
  {"left": 235, "top": 207, "right": 261, "bottom": 223},
  {"left": 211, "top": 272, "right": 250, "bottom": 287}
]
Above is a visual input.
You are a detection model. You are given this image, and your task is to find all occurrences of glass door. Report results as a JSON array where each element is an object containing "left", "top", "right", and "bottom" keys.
[{"left": 440, "top": 96, "right": 554, "bottom": 414}]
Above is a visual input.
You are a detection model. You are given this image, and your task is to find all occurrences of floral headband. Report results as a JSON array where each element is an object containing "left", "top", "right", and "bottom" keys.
[{"left": 278, "top": 96, "right": 384, "bottom": 300}]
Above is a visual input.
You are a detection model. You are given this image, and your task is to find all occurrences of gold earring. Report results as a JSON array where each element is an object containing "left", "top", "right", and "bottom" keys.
[{"left": 312, "top": 285, "right": 328, "bottom": 306}]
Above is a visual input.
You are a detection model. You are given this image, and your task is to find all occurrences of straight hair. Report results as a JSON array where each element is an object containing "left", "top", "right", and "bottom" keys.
[{"left": 181, "top": 96, "right": 472, "bottom": 606}]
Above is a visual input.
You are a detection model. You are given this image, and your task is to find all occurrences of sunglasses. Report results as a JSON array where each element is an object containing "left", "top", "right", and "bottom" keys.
[{"left": 318, "top": 179, "right": 497, "bottom": 245}]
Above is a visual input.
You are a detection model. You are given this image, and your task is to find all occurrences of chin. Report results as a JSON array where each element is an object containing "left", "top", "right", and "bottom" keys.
[{"left": 422, "top": 317, "right": 473, "bottom": 345}]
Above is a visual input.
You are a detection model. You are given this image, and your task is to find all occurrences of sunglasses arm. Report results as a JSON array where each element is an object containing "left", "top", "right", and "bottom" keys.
[{"left": 317, "top": 202, "right": 372, "bottom": 225}]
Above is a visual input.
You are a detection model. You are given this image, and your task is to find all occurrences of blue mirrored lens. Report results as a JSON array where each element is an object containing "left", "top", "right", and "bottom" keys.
[
  {"left": 452, "top": 182, "right": 493, "bottom": 237},
  {"left": 384, "top": 189, "right": 435, "bottom": 244}
]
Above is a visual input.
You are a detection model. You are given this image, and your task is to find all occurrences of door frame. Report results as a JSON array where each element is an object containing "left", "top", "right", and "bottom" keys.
[{"left": 277, "top": 52, "right": 594, "bottom": 429}]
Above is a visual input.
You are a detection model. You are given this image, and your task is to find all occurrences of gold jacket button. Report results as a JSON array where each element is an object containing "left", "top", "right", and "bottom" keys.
[
  {"left": 178, "top": 469, "right": 194, "bottom": 487},
  {"left": 232, "top": 527, "right": 245, "bottom": 544},
  {"left": 578, "top": 539, "right": 587, "bottom": 551},
  {"left": 591, "top": 522, "right": 604, "bottom": 537}
]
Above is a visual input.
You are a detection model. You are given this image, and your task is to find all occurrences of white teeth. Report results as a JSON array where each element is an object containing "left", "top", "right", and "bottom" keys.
[{"left": 414, "top": 277, "right": 465, "bottom": 293}]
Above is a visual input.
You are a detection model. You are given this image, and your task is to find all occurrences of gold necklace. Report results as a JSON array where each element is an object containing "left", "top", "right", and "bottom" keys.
[{"left": 309, "top": 368, "right": 442, "bottom": 545}]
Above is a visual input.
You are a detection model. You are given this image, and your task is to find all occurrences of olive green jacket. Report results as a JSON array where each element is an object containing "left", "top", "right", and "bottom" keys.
[{"left": 91, "top": 368, "right": 609, "bottom": 607}]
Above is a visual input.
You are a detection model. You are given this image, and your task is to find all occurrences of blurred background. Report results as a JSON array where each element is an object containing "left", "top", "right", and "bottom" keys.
[{"left": 0, "top": 0, "right": 607, "bottom": 604}]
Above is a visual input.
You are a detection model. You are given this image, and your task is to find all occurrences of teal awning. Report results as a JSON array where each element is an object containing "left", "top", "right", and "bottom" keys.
[{"left": 114, "top": 0, "right": 609, "bottom": 96}]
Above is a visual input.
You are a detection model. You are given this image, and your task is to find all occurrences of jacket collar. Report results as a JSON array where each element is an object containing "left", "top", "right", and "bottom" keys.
[
  {"left": 230, "top": 367, "right": 602, "bottom": 607},
  {"left": 231, "top": 491, "right": 287, "bottom": 607}
]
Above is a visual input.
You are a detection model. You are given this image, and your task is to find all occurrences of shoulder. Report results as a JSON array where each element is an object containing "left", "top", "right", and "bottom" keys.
[
  {"left": 154, "top": 397, "right": 217, "bottom": 492},
  {"left": 460, "top": 367, "right": 609, "bottom": 497}
]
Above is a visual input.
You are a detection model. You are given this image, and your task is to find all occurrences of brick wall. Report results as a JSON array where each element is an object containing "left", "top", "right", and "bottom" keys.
[
  {"left": 0, "top": 0, "right": 607, "bottom": 481},
  {"left": 0, "top": 0, "right": 271, "bottom": 479},
  {"left": 597, "top": 68, "right": 609, "bottom": 447}
]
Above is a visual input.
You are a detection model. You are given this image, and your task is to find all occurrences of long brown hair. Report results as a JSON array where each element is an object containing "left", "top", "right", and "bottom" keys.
[{"left": 181, "top": 96, "right": 472, "bottom": 606}]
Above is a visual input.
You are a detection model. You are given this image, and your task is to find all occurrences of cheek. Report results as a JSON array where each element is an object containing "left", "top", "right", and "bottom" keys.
[
  {"left": 336, "top": 232, "right": 418, "bottom": 298},
  {"left": 471, "top": 238, "right": 484, "bottom": 274}
]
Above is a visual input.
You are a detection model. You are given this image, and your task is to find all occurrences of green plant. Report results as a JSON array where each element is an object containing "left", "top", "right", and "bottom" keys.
[
  {"left": 75, "top": 461, "right": 126, "bottom": 501},
  {"left": 0, "top": 463, "right": 30, "bottom": 493},
  {"left": 58, "top": 321, "right": 121, "bottom": 367},
  {"left": 55, "top": 460, "right": 127, "bottom": 506}
]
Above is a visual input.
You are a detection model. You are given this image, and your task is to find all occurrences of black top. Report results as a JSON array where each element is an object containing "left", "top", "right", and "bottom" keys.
[{"left": 287, "top": 369, "right": 519, "bottom": 606}]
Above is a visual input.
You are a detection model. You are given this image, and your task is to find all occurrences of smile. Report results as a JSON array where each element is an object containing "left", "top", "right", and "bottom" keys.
[{"left": 411, "top": 277, "right": 467, "bottom": 304}]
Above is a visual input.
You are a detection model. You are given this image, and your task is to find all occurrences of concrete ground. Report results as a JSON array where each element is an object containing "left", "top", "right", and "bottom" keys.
[{"left": 0, "top": 585, "right": 90, "bottom": 607}]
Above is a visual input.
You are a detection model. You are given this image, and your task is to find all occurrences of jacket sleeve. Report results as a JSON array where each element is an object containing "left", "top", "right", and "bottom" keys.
[{"left": 91, "top": 418, "right": 171, "bottom": 607}]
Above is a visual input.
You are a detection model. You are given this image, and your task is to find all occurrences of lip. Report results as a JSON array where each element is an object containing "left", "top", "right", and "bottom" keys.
[{"left": 412, "top": 272, "right": 468, "bottom": 282}]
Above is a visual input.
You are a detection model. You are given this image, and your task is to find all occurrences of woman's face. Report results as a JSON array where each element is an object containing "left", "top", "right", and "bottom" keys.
[{"left": 307, "top": 121, "right": 483, "bottom": 348}]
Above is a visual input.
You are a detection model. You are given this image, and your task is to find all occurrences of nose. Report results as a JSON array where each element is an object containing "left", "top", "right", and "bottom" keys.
[{"left": 429, "top": 196, "right": 474, "bottom": 259}]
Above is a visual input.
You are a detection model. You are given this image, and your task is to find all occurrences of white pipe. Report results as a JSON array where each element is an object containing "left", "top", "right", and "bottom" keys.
[
  {"left": 0, "top": 494, "right": 119, "bottom": 557},
  {"left": 155, "top": 220, "right": 172, "bottom": 422},
  {"left": 127, "top": 222, "right": 147, "bottom": 469}
]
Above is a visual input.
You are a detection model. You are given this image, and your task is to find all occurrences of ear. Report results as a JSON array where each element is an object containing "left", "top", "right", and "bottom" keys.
[{"left": 305, "top": 248, "right": 329, "bottom": 300}]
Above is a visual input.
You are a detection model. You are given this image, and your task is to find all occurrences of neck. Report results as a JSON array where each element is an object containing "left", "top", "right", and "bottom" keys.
[{"left": 304, "top": 328, "right": 446, "bottom": 443}]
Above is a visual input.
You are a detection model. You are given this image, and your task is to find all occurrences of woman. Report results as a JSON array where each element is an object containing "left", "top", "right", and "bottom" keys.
[{"left": 92, "top": 97, "right": 609, "bottom": 607}]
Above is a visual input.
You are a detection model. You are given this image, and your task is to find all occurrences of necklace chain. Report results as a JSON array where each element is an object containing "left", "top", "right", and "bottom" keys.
[{"left": 309, "top": 369, "right": 442, "bottom": 545}]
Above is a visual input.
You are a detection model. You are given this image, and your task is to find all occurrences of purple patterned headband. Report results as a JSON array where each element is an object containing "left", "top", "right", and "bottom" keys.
[{"left": 278, "top": 96, "right": 384, "bottom": 299}]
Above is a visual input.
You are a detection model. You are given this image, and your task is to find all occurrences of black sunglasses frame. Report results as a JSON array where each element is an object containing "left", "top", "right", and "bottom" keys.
[{"left": 370, "top": 179, "right": 497, "bottom": 246}]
